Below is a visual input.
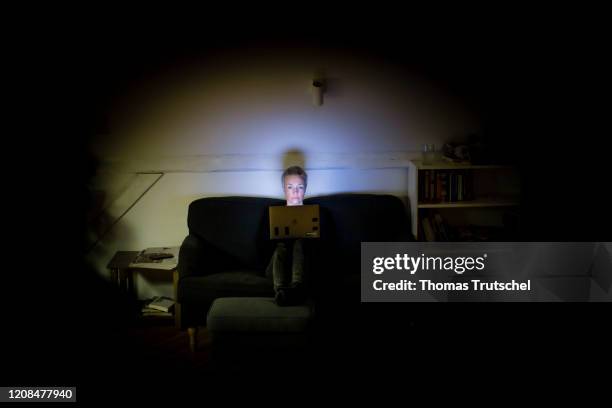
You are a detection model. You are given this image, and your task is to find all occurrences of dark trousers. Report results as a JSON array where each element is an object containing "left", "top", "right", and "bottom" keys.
[{"left": 265, "top": 239, "right": 305, "bottom": 292}]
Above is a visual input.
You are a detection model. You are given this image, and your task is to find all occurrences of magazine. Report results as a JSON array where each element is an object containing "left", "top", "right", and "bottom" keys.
[
  {"left": 144, "top": 296, "right": 175, "bottom": 313},
  {"left": 129, "top": 246, "right": 179, "bottom": 270},
  {"left": 141, "top": 308, "right": 173, "bottom": 317}
]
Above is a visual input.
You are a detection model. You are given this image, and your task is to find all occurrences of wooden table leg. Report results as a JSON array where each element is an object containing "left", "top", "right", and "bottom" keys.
[
  {"left": 110, "top": 268, "right": 118, "bottom": 287},
  {"left": 117, "top": 268, "right": 125, "bottom": 290},
  {"left": 173, "top": 269, "right": 181, "bottom": 329},
  {"left": 188, "top": 327, "right": 198, "bottom": 352},
  {"left": 126, "top": 268, "right": 135, "bottom": 298}
]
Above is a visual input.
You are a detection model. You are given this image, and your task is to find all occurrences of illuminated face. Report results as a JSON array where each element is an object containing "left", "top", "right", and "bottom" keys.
[{"left": 284, "top": 175, "right": 306, "bottom": 206}]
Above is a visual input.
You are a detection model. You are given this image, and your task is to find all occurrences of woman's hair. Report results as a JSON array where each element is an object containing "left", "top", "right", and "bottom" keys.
[{"left": 282, "top": 166, "right": 308, "bottom": 188}]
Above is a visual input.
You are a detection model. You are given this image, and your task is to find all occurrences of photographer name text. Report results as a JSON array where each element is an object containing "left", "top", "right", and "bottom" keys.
[{"left": 373, "top": 279, "right": 531, "bottom": 291}]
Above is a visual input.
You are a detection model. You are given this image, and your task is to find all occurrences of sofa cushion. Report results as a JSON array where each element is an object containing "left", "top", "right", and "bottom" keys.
[{"left": 178, "top": 271, "right": 274, "bottom": 304}]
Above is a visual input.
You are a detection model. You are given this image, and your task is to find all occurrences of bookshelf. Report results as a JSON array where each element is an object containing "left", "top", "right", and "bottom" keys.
[{"left": 408, "top": 159, "right": 521, "bottom": 241}]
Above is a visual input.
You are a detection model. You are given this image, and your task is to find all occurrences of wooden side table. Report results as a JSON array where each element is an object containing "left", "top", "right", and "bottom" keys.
[{"left": 106, "top": 251, "right": 181, "bottom": 328}]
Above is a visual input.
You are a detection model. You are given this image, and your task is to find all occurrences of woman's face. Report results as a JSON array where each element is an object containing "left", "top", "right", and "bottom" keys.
[{"left": 284, "top": 175, "right": 306, "bottom": 206}]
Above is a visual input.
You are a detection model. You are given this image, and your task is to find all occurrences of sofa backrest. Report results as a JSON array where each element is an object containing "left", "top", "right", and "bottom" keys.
[
  {"left": 304, "top": 194, "right": 413, "bottom": 274},
  {"left": 187, "top": 196, "right": 284, "bottom": 269},
  {"left": 186, "top": 194, "right": 413, "bottom": 272}
]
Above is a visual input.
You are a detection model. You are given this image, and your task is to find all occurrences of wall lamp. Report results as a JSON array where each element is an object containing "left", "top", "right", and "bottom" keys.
[{"left": 312, "top": 79, "right": 325, "bottom": 106}]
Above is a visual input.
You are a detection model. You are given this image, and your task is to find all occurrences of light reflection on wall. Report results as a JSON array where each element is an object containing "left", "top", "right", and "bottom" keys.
[{"left": 93, "top": 48, "right": 482, "bottom": 163}]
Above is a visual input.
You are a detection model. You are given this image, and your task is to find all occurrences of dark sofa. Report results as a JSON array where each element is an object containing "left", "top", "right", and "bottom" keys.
[{"left": 176, "top": 193, "right": 414, "bottom": 334}]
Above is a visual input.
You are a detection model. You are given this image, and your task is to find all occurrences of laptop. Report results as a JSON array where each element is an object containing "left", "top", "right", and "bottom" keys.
[{"left": 269, "top": 204, "right": 320, "bottom": 239}]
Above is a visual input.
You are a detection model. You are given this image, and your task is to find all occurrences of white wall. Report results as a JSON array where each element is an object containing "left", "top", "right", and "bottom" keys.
[
  {"left": 86, "top": 48, "right": 483, "bottom": 299},
  {"left": 91, "top": 48, "right": 480, "bottom": 160}
]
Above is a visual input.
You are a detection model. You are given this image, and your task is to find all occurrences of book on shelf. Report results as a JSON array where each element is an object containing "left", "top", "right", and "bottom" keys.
[
  {"left": 421, "top": 216, "right": 436, "bottom": 242},
  {"left": 420, "top": 211, "right": 455, "bottom": 241},
  {"left": 423, "top": 170, "right": 430, "bottom": 201},
  {"left": 433, "top": 213, "right": 450, "bottom": 241},
  {"left": 438, "top": 172, "right": 447, "bottom": 202},
  {"left": 129, "top": 246, "right": 179, "bottom": 270},
  {"left": 430, "top": 170, "right": 436, "bottom": 201},
  {"left": 144, "top": 296, "right": 175, "bottom": 313},
  {"left": 419, "top": 169, "right": 473, "bottom": 203}
]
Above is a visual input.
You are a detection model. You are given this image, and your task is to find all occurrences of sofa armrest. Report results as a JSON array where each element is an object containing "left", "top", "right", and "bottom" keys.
[{"left": 178, "top": 234, "right": 210, "bottom": 280}]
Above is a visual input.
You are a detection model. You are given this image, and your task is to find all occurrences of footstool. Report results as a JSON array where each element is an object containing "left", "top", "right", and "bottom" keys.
[{"left": 206, "top": 297, "right": 314, "bottom": 371}]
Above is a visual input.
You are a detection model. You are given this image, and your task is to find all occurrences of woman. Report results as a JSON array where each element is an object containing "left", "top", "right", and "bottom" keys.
[{"left": 266, "top": 165, "right": 308, "bottom": 305}]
